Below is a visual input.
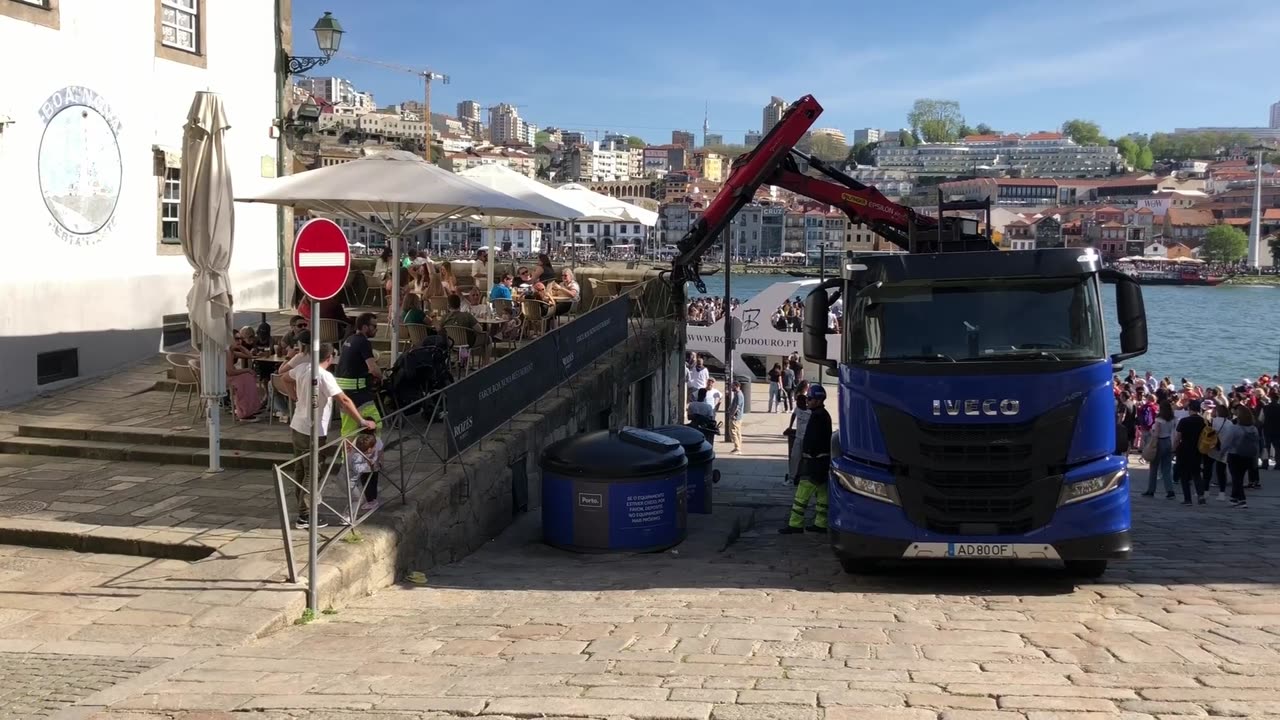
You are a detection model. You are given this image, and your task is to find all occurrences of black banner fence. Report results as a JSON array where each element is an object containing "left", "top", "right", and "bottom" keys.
[{"left": 443, "top": 294, "right": 631, "bottom": 458}]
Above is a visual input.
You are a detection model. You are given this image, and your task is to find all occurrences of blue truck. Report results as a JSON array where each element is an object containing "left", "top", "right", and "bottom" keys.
[{"left": 672, "top": 95, "right": 1149, "bottom": 577}]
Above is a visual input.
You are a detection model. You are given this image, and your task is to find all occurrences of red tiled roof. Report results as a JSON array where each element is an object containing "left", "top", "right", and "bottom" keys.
[
  {"left": 1224, "top": 218, "right": 1252, "bottom": 226},
  {"left": 1165, "top": 208, "right": 1216, "bottom": 226},
  {"left": 1264, "top": 208, "right": 1280, "bottom": 221},
  {"left": 1024, "top": 132, "right": 1066, "bottom": 141},
  {"left": 1134, "top": 207, "right": 1155, "bottom": 215},
  {"left": 994, "top": 178, "right": 1061, "bottom": 187}
]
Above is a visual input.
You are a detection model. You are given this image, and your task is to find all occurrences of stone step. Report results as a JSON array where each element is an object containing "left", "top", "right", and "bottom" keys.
[
  {"left": 0, "top": 435, "right": 290, "bottom": 470},
  {"left": 17, "top": 423, "right": 292, "bottom": 454}
]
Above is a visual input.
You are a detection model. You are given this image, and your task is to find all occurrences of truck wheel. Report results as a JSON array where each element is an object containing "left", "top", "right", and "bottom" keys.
[
  {"left": 839, "top": 557, "right": 882, "bottom": 575},
  {"left": 1064, "top": 560, "right": 1108, "bottom": 579}
]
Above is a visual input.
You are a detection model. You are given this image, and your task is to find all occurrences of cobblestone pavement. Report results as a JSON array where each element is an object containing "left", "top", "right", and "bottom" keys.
[
  {"left": 0, "top": 652, "right": 162, "bottom": 718},
  {"left": 77, "top": 403, "right": 1280, "bottom": 720}
]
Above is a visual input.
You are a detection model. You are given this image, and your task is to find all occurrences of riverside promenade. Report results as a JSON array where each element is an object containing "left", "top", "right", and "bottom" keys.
[{"left": 2, "top": 387, "right": 1274, "bottom": 720}]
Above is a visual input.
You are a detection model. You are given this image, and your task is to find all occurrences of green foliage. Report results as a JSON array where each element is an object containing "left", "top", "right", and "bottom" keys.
[
  {"left": 809, "top": 133, "right": 847, "bottom": 161},
  {"left": 847, "top": 141, "right": 879, "bottom": 166},
  {"left": 1115, "top": 137, "right": 1140, "bottom": 167},
  {"left": 975, "top": 123, "right": 995, "bottom": 135},
  {"left": 1148, "top": 131, "right": 1255, "bottom": 160},
  {"left": 627, "top": 135, "right": 646, "bottom": 149},
  {"left": 901, "top": 131, "right": 919, "bottom": 147},
  {"left": 295, "top": 608, "right": 315, "bottom": 625},
  {"left": 704, "top": 143, "right": 750, "bottom": 158},
  {"left": 1201, "top": 225, "right": 1249, "bottom": 263},
  {"left": 907, "top": 99, "right": 964, "bottom": 143},
  {"left": 1061, "top": 119, "right": 1105, "bottom": 146},
  {"left": 1136, "top": 145, "right": 1154, "bottom": 171},
  {"left": 534, "top": 131, "right": 551, "bottom": 147},
  {"left": 957, "top": 123, "right": 976, "bottom": 138},
  {"left": 1269, "top": 235, "right": 1280, "bottom": 266}
]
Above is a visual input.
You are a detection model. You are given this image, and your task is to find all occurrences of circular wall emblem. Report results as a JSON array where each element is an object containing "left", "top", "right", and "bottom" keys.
[{"left": 37, "top": 86, "right": 123, "bottom": 244}]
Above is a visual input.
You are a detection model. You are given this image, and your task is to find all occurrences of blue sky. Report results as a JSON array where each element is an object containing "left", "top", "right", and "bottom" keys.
[{"left": 294, "top": 0, "right": 1280, "bottom": 144}]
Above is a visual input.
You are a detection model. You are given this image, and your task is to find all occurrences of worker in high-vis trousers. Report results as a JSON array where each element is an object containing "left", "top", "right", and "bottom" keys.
[{"left": 779, "top": 384, "right": 833, "bottom": 534}]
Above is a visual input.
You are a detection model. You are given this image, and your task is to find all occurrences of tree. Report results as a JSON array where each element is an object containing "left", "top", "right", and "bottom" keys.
[
  {"left": 1135, "top": 145, "right": 1154, "bottom": 171},
  {"left": 704, "top": 143, "right": 750, "bottom": 159},
  {"left": 957, "top": 123, "right": 976, "bottom": 138},
  {"left": 1268, "top": 235, "right": 1280, "bottom": 267},
  {"left": 1149, "top": 131, "right": 1255, "bottom": 161},
  {"left": 846, "top": 141, "right": 879, "bottom": 166},
  {"left": 534, "top": 131, "right": 551, "bottom": 147},
  {"left": 810, "top": 133, "right": 847, "bottom": 161},
  {"left": 627, "top": 135, "right": 646, "bottom": 149},
  {"left": 1061, "top": 119, "right": 1105, "bottom": 146},
  {"left": 1201, "top": 225, "right": 1249, "bottom": 263},
  {"left": 1115, "top": 137, "right": 1140, "bottom": 167},
  {"left": 907, "top": 99, "right": 964, "bottom": 143},
  {"left": 975, "top": 123, "right": 995, "bottom": 135}
]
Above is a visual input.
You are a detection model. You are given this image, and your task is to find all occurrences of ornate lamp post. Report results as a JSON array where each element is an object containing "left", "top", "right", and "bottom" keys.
[{"left": 284, "top": 11, "right": 345, "bottom": 75}]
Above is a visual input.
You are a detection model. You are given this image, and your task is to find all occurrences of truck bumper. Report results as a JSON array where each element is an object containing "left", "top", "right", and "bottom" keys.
[
  {"left": 827, "top": 478, "right": 1132, "bottom": 563},
  {"left": 831, "top": 528, "right": 1131, "bottom": 561}
]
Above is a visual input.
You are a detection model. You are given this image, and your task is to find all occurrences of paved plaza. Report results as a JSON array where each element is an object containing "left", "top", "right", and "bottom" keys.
[{"left": 7, "top": 394, "right": 1268, "bottom": 720}]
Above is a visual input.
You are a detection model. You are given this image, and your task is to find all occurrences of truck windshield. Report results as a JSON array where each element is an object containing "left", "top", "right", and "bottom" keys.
[{"left": 846, "top": 275, "right": 1104, "bottom": 364}]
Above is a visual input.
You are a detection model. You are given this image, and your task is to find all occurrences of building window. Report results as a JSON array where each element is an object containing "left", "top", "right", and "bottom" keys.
[
  {"left": 154, "top": 0, "right": 205, "bottom": 67},
  {"left": 160, "top": 0, "right": 198, "bottom": 51},
  {"left": 161, "top": 167, "right": 181, "bottom": 244},
  {"left": 0, "top": 0, "right": 59, "bottom": 28}
]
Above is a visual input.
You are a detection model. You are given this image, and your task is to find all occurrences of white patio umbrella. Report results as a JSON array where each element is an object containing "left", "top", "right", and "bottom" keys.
[
  {"left": 556, "top": 182, "right": 660, "bottom": 226},
  {"left": 180, "top": 91, "right": 235, "bottom": 472},
  {"left": 458, "top": 165, "right": 597, "bottom": 298},
  {"left": 237, "top": 150, "right": 553, "bottom": 365}
]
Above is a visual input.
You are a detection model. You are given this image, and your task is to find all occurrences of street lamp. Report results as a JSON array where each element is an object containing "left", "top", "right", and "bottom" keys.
[
  {"left": 1246, "top": 143, "right": 1276, "bottom": 269},
  {"left": 284, "top": 11, "right": 344, "bottom": 75}
]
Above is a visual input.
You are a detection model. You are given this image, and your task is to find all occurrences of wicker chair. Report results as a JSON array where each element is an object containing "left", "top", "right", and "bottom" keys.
[
  {"left": 402, "top": 322, "right": 430, "bottom": 350},
  {"left": 317, "top": 318, "right": 346, "bottom": 344},
  {"left": 165, "top": 353, "right": 200, "bottom": 416},
  {"left": 520, "top": 298, "right": 554, "bottom": 339},
  {"left": 362, "top": 270, "right": 385, "bottom": 306},
  {"left": 442, "top": 325, "right": 474, "bottom": 376}
]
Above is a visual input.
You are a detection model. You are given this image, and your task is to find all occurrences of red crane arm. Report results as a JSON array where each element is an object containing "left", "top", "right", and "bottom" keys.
[{"left": 672, "top": 94, "right": 940, "bottom": 288}]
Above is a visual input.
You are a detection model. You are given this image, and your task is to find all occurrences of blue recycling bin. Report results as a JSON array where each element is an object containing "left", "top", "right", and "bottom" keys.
[
  {"left": 652, "top": 425, "right": 718, "bottom": 514},
  {"left": 541, "top": 427, "right": 688, "bottom": 553}
]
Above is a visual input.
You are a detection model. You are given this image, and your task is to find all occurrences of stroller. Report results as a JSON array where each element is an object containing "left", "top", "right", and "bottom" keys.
[
  {"left": 686, "top": 413, "right": 720, "bottom": 445},
  {"left": 383, "top": 333, "right": 453, "bottom": 419}
]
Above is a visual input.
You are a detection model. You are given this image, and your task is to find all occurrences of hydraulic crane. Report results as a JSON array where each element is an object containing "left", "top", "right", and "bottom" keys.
[{"left": 671, "top": 95, "right": 995, "bottom": 295}]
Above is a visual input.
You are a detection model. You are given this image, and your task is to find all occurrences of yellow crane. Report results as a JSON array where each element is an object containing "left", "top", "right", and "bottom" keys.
[{"left": 336, "top": 53, "right": 448, "bottom": 160}]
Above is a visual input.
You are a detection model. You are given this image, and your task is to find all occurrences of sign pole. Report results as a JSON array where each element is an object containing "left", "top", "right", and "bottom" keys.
[
  {"left": 723, "top": 230, "right": 733, "bottom": 443},
  {"left": 308, "top": 298, "right": 319, "bottom": 614}
]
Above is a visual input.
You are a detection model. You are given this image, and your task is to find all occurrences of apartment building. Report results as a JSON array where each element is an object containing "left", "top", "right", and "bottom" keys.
[{"left": 875, "top": 132, "right": 1119, "bottom": 179}]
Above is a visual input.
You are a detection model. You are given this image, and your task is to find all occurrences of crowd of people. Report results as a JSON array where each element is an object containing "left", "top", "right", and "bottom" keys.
[
  {"left": 687, "top": 296, "right": 739, "bottom": 326},
  {"left": 1116, "top": 370, "right": 1280, "bottom": 509}
]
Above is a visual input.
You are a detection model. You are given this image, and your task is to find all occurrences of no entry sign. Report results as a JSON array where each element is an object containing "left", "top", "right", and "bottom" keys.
[{"left": 293, "top": 218, "right": 351, "bottom": 301}]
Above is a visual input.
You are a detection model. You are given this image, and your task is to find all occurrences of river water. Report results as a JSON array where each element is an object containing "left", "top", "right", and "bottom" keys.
[{"left": 688, "top": 273, "right": 1280, "bottom": 389}]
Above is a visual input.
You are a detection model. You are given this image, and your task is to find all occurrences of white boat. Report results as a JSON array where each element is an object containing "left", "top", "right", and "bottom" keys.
[{"left": 685, "top": 279, "right": 840, "bottom": 380}]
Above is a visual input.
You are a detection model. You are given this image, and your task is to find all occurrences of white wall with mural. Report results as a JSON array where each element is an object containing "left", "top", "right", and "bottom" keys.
[{"left": 0, "top": 1, "right": 282, "bottom": 402}]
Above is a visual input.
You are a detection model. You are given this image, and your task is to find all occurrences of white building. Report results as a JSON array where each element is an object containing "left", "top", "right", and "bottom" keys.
[
  {"left": 874, "top": 132, "right": 1118, "bottom": 178},
  {"left": 762, "top": 97, "right": 786, "bottom": 134},
  {"left": 299, "top": 76, "right": 355, "bottom": 106},
  {"left": 853, "top": 128, "right": 882, "bottom": 145},
  {"left": 0, "top": 0, "right": 283, "bottom": 404},
  {"left": 811, "top": 127, "right": 847, "bottom": 146},
  {"left": 489, "top": 103, "right": 535, "bottom": 147},
  {"left": 1271, "top": 100, "right": 1280, "bottom": 130},
  {"left": 479, "top": 224, "right": 543, "bottom": 255}
]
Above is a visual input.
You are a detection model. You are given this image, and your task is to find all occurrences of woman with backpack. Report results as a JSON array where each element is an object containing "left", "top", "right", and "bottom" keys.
[
  {"left": 1142, "top": 400, "right": 1177, "bottom": 498},
  {"left": 1201, "top": 402, "right": 1231, "bottom": 500},
  {"left": 1222, "top": 405, "right": 1264, "bottom": 508}
]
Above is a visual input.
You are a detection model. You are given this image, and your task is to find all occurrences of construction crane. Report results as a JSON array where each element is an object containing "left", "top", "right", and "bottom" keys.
[{"left": 336, "top": 53, "right": 449, "bottom": 160}]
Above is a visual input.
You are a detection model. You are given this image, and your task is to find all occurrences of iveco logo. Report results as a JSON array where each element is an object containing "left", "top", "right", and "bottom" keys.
[{"left": 932, "top": 399, "right": 1021, "bottom": 417}]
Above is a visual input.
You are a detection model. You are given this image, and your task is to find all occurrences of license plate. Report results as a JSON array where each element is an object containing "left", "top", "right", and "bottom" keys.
[{"left": 902, "top": 542, "right": 1060, "bottom": 560}]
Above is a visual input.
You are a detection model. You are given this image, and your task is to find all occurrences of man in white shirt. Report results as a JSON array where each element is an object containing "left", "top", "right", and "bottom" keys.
[
  {"left": 288, "top": 343, "right": 376, "bottom": 529},
  {"left": 704, "top": 378, "right": 723, "bottom": 412},
  {"left": 687, "top": 355, "right": 709, "bottom": 404}
]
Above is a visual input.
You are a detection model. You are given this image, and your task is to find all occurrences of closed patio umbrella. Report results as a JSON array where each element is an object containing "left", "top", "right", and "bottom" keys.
[{"left": 180, "top": 91, "right": 236, "bottom": 472}]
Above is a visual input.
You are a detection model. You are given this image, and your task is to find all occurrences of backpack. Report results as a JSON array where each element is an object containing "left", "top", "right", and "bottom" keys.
[
  {"left": 1197, "top": 421, "right": 1219, "bottom": 456},
  {"left": 1138, "top": 404, "right": 1155, "bottom": 427},
  {"left": 1235, "top": 426, "right": 1261, "bottom": 458}
]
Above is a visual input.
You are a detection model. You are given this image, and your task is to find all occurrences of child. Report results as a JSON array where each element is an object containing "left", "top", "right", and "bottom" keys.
[
  {"left": 346, "top": 428, "right": 383, "bottom": 518},
  {"left": 780, "top": 384, "right": 833, "bottom": 534}
]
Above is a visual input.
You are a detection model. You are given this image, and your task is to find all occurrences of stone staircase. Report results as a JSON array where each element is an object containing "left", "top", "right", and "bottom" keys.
[{"left": 0, "top": 422, "right": 294, "bottom": 470}]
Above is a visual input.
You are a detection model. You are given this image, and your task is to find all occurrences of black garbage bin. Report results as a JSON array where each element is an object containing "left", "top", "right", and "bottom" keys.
[
  {"left": 652, "top": 425, "right": 719, "bottom": 514},
  {"left": 541, "top": 427, "right": 688, "bottom": 553}
]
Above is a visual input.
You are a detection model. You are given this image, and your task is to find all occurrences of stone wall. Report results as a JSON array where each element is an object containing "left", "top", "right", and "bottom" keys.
[{"left": 308, "top": 309, "right": 683, "bottom": 612}]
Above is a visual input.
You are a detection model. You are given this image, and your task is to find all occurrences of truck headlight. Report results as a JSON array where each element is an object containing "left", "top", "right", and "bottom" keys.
[
  {"left": 833, "top": 468, "right": 900, "bottom": 505},
  {"left": 1057, "top": 470, "right": 1125, "bottom": 507}
]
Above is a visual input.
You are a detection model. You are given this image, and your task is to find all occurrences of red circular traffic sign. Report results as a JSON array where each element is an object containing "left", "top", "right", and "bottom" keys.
[{"left": 292, "top": 218, "right": 351, "bottom": 301}]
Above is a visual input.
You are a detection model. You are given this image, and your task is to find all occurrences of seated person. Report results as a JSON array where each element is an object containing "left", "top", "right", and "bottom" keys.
[
  {"left": 460, "top": 287, "right": 486, "bottom": 315},
  {"left": 402, "top": 294, "right": 427, "bottom": 325},
  {"left": 279, "top": 316, "right": 308, "bottom": 355},
  {"left": 513, "top": 267, "right": 534, "bottom": 289},
  {"left": 438, "top": 294, "right": 490, "bottom": 353},
  {"left": 548, "top": 268, "right": 581, "bottom": 315},
  {"left": 491, "top": 274, "right": 514, "bottom": 301},
  {"left": 232, "top": 326, "right": 258, "bottom": 363}
]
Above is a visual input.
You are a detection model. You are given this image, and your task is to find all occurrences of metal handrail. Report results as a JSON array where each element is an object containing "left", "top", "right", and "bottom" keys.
[{"left": 271, "top": 276, "right": 677, "bottom": 599}]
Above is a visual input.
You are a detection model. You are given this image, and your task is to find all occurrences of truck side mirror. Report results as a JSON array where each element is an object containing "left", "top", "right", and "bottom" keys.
[
  {"left": 803, "top": 279, "right": 841, "bottom": 369},
  {"left": 1101, "top": 269, "right": 1147, "bottom": 365}
]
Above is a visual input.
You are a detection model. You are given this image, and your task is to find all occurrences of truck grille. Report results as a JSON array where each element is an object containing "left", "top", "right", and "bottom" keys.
[{"left": 874, "top": 402, "right": 1079, "bottom": 535}]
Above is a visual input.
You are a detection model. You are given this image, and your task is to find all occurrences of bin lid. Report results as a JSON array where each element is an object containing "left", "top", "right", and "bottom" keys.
[
  {"left": 541, "top": 426, "right": 688, "bottom": 479},
  {"left": 651, "top": 425, "right": 715, "bottom": 465}
]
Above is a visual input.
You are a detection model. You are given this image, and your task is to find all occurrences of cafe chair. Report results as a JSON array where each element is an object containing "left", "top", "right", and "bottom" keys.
[
  {"left": 442, "top": 325, "right": 473, "bottom": 376},
  {"left": 317, "top": 318, "right": 346, "bottom": 344},
  {"left": 165, "top": 353, "right": 200, "bottom": 416}
]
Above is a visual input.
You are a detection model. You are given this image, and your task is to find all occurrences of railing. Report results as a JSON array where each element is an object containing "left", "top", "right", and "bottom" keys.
[{"left": 271, "top": 275, "right": 676, "bottom": 604}]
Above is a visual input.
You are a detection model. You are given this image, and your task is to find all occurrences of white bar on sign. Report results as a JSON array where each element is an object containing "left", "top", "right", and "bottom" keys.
[{"left": 298, "top": 252, "right": 346, "bottom": 267}]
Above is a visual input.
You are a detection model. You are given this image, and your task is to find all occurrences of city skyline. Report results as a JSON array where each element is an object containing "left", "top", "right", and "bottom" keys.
[{"left": 296, "top": 0, "right": 1280, "bottom": 144}]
